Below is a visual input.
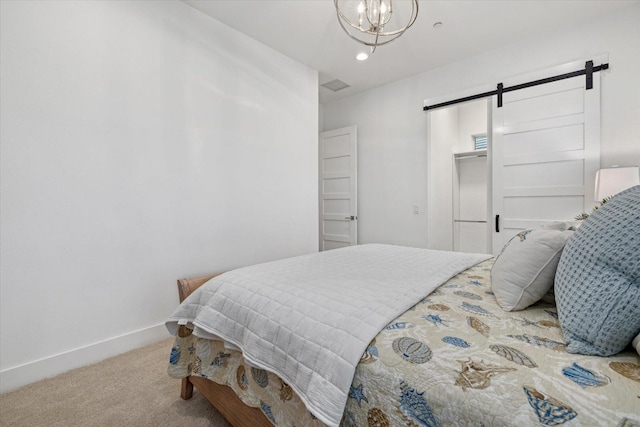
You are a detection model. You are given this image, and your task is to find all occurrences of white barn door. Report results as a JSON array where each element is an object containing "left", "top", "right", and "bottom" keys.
[
  {"left": 491, "top": 60, "right": 601, "bottom": 254},
  {"left": 319, "top": 126, "right": 357, "bottom": 251}
]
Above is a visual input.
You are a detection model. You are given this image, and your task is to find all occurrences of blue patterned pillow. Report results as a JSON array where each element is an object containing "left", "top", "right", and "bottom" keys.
[{"left": 555, "top": 185, "right": 640, "bottom": 356}]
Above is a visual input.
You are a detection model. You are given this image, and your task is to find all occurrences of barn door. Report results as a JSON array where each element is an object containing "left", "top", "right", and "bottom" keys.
[{"left": 491, "top": 60, "right": 601, "bottom": 254}]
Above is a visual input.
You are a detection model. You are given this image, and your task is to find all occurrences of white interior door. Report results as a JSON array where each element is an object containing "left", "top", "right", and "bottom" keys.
[
  {"left": 319, "top": 126, "right": 357, "bottom": 251},
  {"left": 491, "top": 60, "right": 601, "bottom": 254}
]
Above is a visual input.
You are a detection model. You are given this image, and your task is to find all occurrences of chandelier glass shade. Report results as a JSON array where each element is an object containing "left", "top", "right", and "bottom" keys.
[{"left": 334, "top": 0, "right": 419, "bottom": 53}]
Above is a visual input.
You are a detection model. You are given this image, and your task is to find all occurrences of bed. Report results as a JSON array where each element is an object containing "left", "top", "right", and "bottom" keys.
[{"left": 166, "top": 187, "right": 640, "bottom": 426}]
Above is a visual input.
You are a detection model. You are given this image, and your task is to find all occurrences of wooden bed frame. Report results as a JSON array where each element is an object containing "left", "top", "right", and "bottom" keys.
[{"left": 176, "top": 273, "right": 272, "bottom": 427}]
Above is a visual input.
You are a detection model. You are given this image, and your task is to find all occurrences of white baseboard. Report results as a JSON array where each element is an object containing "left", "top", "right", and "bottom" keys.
[{"left": 0, "top": 323, "right": 169, "bottom": 393}]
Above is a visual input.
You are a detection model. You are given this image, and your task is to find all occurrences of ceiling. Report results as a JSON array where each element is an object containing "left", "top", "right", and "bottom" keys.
[{"left": 183, "top": 0, "right": 637, "bottom": 104}]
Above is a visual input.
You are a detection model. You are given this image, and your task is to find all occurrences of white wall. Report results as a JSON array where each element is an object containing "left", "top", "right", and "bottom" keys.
[
  {"left": 456, "top": 102, "right": 487, "bottom": 153},
  {"left": 323, "top": 3, "right": 640, "bottom": 249},
  {"left": 0, "top": 1, "right": 318, "bottom": 391},
  {"left": 322, "top": 75, "right": 430, "bottom": 248}
]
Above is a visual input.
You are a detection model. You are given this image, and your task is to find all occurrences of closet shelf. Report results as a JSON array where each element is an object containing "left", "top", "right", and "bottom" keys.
[{"left": 454, "top": 150, "right": 487, "bottom": 159}]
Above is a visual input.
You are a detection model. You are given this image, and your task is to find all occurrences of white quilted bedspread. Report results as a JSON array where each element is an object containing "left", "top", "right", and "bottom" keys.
[{"left": 166, "top": 244, "right": 490, "bottom": 426}]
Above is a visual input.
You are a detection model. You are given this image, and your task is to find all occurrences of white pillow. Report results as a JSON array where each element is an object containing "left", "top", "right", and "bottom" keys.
[
  {"left": 491, "top": 229, "right": 573, "bottom": 311},
  {"left": 541, "top": 221, "right": 581, "bottom": 231},
  {"left": 633, "top": 334, "right": 640, "bottom": 356}
]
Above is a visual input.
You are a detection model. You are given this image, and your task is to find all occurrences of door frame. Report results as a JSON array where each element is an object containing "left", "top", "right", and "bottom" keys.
[{"left": 425, "top": 97, "right": 492, "bottom": 252}]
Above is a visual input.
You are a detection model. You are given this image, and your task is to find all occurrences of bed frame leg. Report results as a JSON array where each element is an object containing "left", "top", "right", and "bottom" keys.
[{"left": 181, "top": 377, "right": 194, "bottom": 400}]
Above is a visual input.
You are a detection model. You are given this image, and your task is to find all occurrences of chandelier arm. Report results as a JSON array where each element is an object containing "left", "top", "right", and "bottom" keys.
[
  {"left": 364, "top": 0, "right": 374, "bottom": 28},
  {"left": 374, "top": 0, "right": 417, "bottom": 36},
  {"left": 335, "top": 1, "right": 417, "bottom": 36},
  {"left": 334, "top": 0, "right": 419, "bottom": 49},
  {"left": 335, "top": 8, "right": 381, "bottom": 47},
  {"left": 336, "top": 25, "right": 412, "bottom": 48},
  {"left": 365, "top": 0, "right": 392, "bottom": 29},
  {"left": 334, "top": 0, "right": 369, "bottom": 33}
]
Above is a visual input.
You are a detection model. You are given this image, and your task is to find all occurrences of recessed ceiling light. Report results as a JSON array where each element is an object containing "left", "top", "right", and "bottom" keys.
[{"left": 356, "top": 52, "right": 369, "bottom": 61}]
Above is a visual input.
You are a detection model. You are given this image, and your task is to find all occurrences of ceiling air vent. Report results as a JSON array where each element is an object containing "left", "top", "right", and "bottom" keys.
[{"left": 321, "top": 79, "right": 350, "bottom": 92}]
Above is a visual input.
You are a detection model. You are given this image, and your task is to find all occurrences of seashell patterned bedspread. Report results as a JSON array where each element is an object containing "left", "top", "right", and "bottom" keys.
[{"left": 168, "top": 259, "right": 640, "bottom": 426}]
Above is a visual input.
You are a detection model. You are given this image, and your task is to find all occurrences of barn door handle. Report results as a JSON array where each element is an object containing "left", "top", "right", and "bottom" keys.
[{"left": 495, "top": 214, "right": 500, "bottom": 232}]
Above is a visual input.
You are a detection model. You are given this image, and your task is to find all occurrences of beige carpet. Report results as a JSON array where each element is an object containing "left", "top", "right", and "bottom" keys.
[{"left": 0, "top": 338, "right": 231, "bottom": 427}]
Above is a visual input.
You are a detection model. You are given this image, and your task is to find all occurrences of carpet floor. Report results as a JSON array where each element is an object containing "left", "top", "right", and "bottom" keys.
[{"left": 0, "top": 338, "right": 231, "bottom": 427}]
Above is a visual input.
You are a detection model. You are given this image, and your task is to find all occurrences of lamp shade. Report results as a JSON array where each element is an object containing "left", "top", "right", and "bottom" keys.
[{"left": 594, "top": 166, "right": 640, "bottom": 201}]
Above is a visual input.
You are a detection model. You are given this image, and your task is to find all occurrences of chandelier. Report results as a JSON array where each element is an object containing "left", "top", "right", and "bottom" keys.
[{"left": 334, "top": 0, "right": 419, "bottom": 53}]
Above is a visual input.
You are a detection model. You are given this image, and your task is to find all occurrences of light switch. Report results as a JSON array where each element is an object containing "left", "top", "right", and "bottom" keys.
[{"left": 413, "top": 204, "right": 420, "bottom": 214}]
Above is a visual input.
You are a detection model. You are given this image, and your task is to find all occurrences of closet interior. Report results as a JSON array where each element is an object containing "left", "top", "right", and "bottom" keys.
[{"left": 428, "top": 99, "right": 489, "bottom": 253}]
